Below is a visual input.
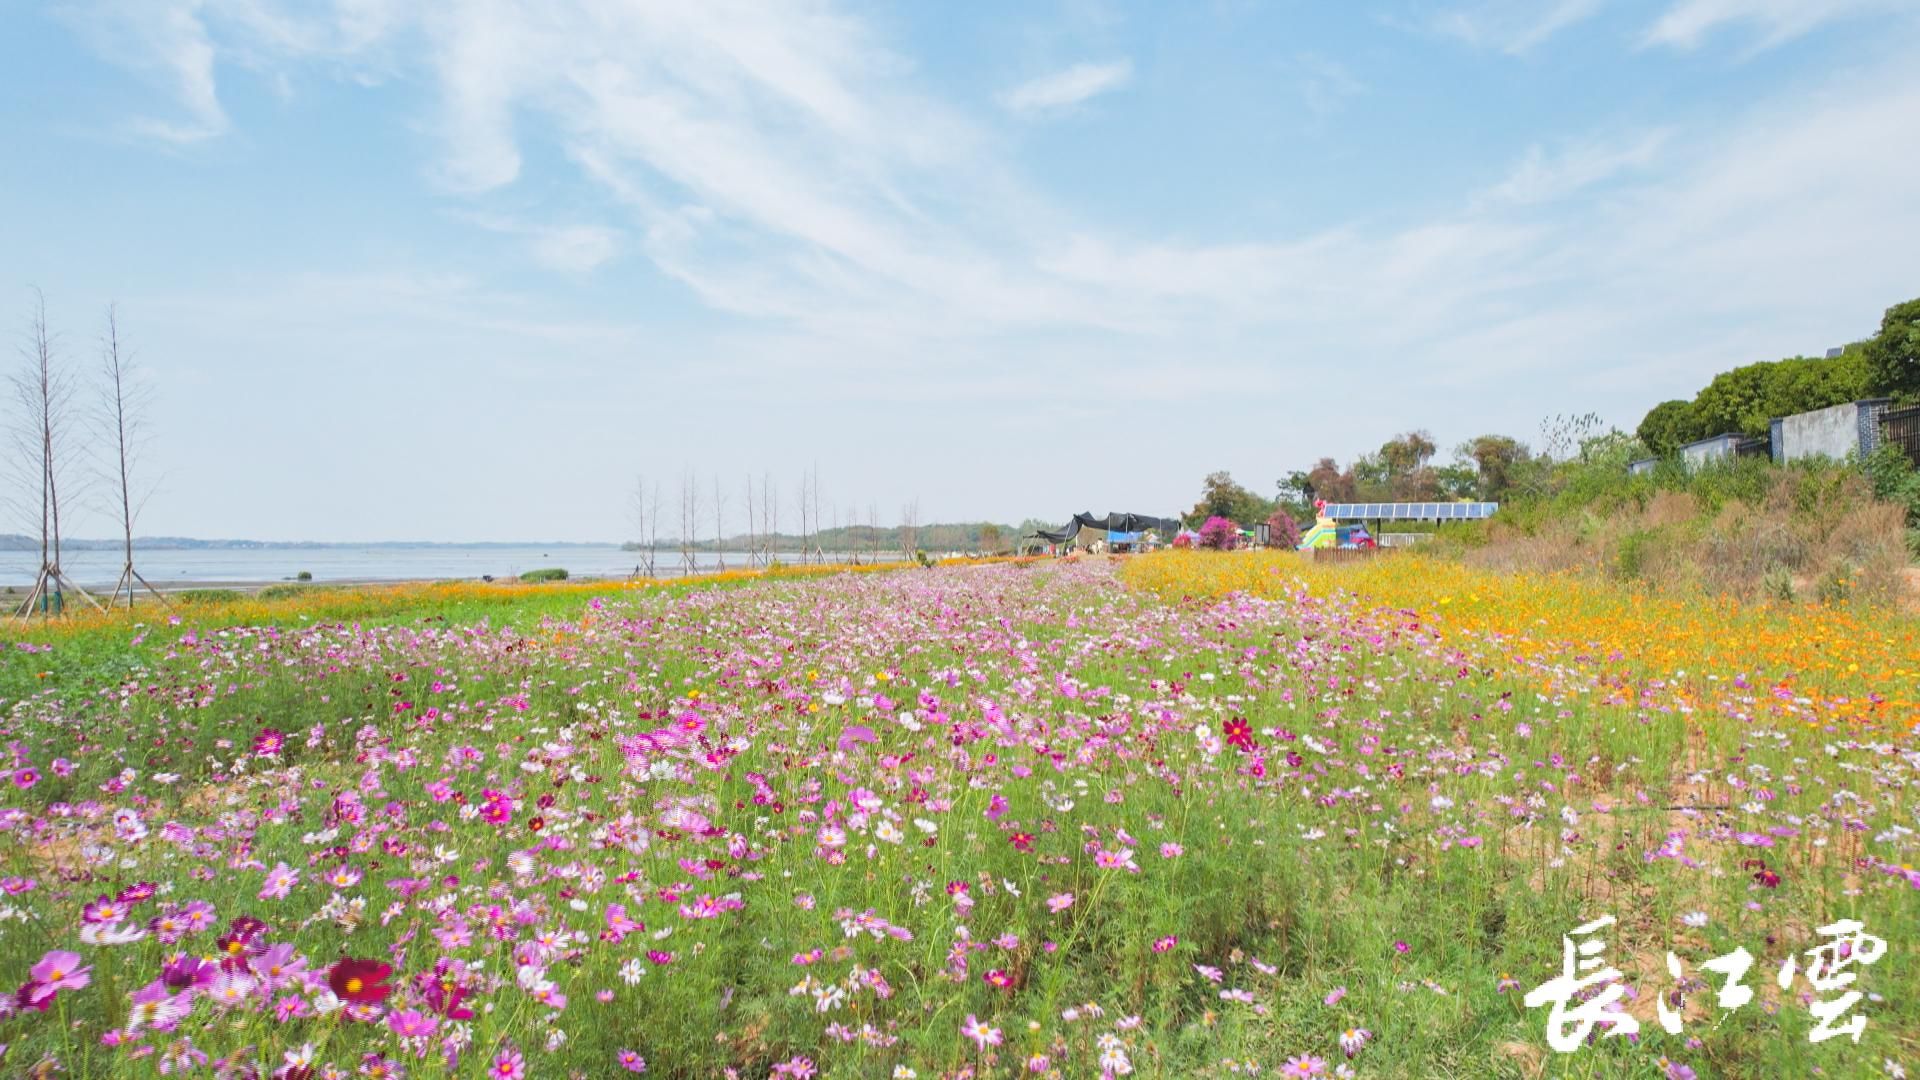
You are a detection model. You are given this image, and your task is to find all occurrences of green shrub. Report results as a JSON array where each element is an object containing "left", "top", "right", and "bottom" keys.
[
  {"left": 1815, "top": 563, "right": 1855, "bottom": 604},
  {"left": 258, "top": 584, "right": 311, "bottom": 600},
  {"left": 519, "top": 567, "right": 569, "bottom": 583},
  {"left": 1614, "top": 528, "right": 1658, "bottom": 580},
  {"left": 1862, "top": 445, "right": 1920, "bottom": 528},
  {"left": 295, "top": 570, "right": 313, "bottom": 582},
  {"left": 177, "top": 588, "right": 243, "bottom": 604}
]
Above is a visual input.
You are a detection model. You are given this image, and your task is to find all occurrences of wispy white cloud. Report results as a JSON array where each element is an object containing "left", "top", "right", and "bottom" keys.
[
  {"left": 51, "top": 0, "right": 1920, "bottom": 466},
  {"left": 1432, "top": 0, "right": 1604, "bottom": 54},
  {"left": 459, "top": 213, "right": 622, "bottom": 272},
  {"left": 74, "top": 0, "right": 230, "bottom": 142},
  {"left": 1642, "top": 0, "right": 1907, "bottom": 50},
  {"left": 1294, "top": 53, "right": 1366, "bottom": 121},
  {"left": 998, "top": 60, "right": 1133, "bottom": 114},
  {"left": 1478, "top": 129, "right": 1673, "bottom": 205}
]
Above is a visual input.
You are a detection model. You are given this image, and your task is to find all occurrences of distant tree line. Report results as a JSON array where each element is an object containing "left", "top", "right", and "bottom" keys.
[{"left": 1179, "top": 294, "right": 1920, "bottom": 538}]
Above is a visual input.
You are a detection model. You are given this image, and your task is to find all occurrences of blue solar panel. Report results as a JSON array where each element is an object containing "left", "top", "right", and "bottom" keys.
[{"left": 1320, "top": 502, "right": 1498, "bottom": 521}]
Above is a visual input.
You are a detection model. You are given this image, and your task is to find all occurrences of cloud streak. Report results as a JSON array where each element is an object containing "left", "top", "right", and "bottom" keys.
[
  {"left": 1431, "top": 0, "right": 1604, "bottom": 54},
  {"left": 41, "top": 0, "right": 1920, "bottom": 535},
  {"left": 1643, "top": 0, "right": 1910, "bottom": 50},
  {"left": 998, "top": 60, "right": 1133, "bottom": 113}
]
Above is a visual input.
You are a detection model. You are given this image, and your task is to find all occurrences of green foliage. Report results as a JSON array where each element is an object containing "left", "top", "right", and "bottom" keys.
[
  {"left": 1635, "top": 399, "right": 1701, "bottom": 456},
  {"left": 1865, "top": 296, "right": 1920, "bottom": 399},
  {"left": 518, "top": 567, "right": 569, "bottom": 582},
  {"left": 1862, "top": 445, "right": 1920, "bottom": 527},
  {"left": 1614, "top": 528, "right": 1659, "bottom": 581},
  {"left": 1189, "top": 470, "right": 1272, "bottom": 527},
  {"left": 295, "top": 570, "right": 313, "bottom": 582},
  {"left": 1689, "top": 352, "right": 1868, "bottom": 438},
  {"left": 257, "top": 584, "right": 312, "bottom": 600},
  {"left": 176, "top": 588, "right": 243, "bottom": 604}
]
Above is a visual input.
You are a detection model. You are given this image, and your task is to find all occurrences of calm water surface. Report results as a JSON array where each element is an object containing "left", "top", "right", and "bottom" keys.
[{"left": 0, "top": 545, "right": 894, "bottom": 589}]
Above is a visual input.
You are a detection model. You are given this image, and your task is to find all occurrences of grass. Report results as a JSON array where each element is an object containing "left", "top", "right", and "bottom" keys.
[{"left": 0, "top": 553, "right": 1910, "bottom": 1078}]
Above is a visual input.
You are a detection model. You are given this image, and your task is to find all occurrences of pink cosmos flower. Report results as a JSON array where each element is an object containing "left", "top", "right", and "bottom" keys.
[
  {"left": 125, "top": 979, "right": 194, "bottom": 1032},
  {"left": 836, "top": 725, "right": 877, "bottom": 753},
  {"left": 259, "top": 863, "right": 298, "bottom": 901},
  {"left": 617, "top": 1050, "right": 647, "bottom": 1073},
  {"left": 961, "top": 1013, "right": 1003, "bottom": 1051},
  {"left": 28, "top": 950, "right": 91, "bottom": 1001},
  {"left": 1281, "top": 1055, "right": 1328, "bottom": 1078},
  {"left": 1046, "top": 892, "right": 1074, "bottom": 913},
  {"left": 491, "top": 1046, "right": 527, "bottom": 1080},
  {"left": 387, "top": 1008, "right": 439, "bottom": 1038}
]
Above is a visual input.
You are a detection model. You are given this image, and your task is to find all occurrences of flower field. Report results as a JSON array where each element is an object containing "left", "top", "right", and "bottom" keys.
[{"left": 0, "top": 555, "right": 1913, "bottom": 1078}]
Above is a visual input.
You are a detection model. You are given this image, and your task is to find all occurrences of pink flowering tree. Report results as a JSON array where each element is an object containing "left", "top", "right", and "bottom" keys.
[
  {"left": 1197, "top": 516, "right": 1239, "bottom": 551},
  {"left": 1266, "top": 508, "right": 1302, "bottom": 550}
]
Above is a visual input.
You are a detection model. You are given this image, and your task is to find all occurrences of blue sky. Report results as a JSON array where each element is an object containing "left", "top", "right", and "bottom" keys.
[{"left": 4, "top": 0, "right": 1918, "bottom": 542}]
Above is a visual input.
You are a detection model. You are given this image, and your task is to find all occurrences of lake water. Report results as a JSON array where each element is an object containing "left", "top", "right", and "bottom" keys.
[{"left": 0, "top": 545, "right": 902, "bottom": 589}]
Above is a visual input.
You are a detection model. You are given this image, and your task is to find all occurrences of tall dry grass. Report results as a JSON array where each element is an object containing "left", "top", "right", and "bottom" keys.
[{"left": 1449, "top": 470, "right": 1910, "bottom": 607}]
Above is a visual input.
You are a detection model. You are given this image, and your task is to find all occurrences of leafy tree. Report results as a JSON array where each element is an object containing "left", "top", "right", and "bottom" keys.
[
  {"left": 1690, "top": 364, "right": 1776, "bottom": 437},
  {"left": 1301, "top": 457, "right": 1358, "bottom": 504},
  {"left": 1377, "top": 430, "right": 1436, "bottom": 477},
  {"left": 1458, "top": 435, "right": 1530, "bottom": 500},
  {"left": 1189, "top": 471, "right": 1270, "bottom": 526},
  {"left": 1690, "top": 352, "right": 1871, "bottom": 438},
  {"left": 1636, "top": 400, "right": 1700, "bottom": 456},
  {"left": 1434, "top": 461, "right": 1479, "bottom": 500},
  {"left": 1865, "top": 296, "right": 1920, "bottom": 400},
  {"left": 1374, "top": 431, "right": 1440, "bottom": 499}
]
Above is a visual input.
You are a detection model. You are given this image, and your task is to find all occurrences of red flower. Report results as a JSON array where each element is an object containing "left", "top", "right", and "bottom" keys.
[
  {"left": 1009, "top": 832, "right": 1035, "bottom": 852},
  {"left": 1222, "top": 718, "right": 1256, "bottom": 751},
  {"left": 983, "top": 969, "right": 1014, "bottom": 990},
  {"left": 328, "top": 958, "right": 394, "bottom": 1004}
]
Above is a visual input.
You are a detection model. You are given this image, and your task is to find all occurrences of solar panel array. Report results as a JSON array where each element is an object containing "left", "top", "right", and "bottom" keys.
[{"left": 1320, "top": 502, "right": 1498, "bottom": 521}]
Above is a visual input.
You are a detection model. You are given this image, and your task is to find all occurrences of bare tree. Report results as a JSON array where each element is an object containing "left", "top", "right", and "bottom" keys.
[
  {"left": 760, "top": 471, "right": 779, "bottom": 565},
  {"left": 678, "top": 468, "right": 702, "bottom": 575},
  {"left": 899, "top": 498, "right": 920, "bottom": 560},
  {"left": 711, "top": 474, "right": 728, "bottom": 571},
  {"left": 794, "top": 463, "right": 810, "bottom": 564},
  {"left": 629, "top": 474, "right": 653, "bottom": 577},
  {"left": 811, "top": 464, "right": 824, "bottom": 564},
  {"left": 11, "top": 291, "right": 101, "bottom": 619},
  {"left": 742, "top": 473, "right": 757, "bottom": 569},
  {"left": 646, "top": 478, "right": 662, "bottom": 575},
  {"left": 866, "top": 502, "right": 880, "bottom": 565},
  {"left": 97, "top": 305, "right": 166, "bottom": 608}
]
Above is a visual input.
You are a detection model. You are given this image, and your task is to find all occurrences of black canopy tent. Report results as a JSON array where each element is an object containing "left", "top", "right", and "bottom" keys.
[{"left": 1031, "top": 512, "right": 1184, "bottom": 545}]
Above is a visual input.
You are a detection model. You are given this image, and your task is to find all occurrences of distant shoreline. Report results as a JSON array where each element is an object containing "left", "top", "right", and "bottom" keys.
[{"left": 5, "top": 554, "right": 917, "bottom": 595}]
